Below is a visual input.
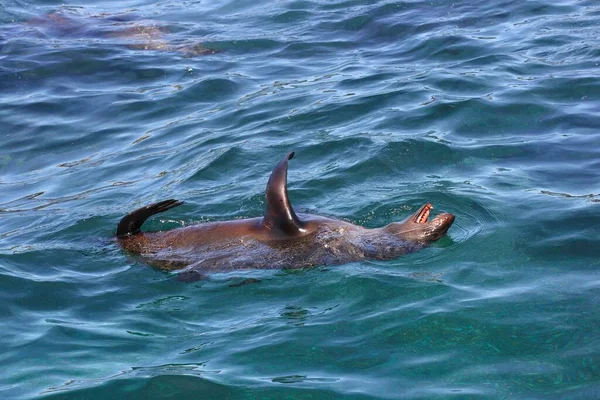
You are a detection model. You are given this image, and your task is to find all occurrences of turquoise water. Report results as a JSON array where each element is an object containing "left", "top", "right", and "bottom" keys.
[{"left": 1, "top": 0, "right": 599, "bottom": 398}]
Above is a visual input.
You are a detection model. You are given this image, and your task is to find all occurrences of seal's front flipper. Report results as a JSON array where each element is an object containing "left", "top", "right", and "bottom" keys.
[
  {"left": 263, "top": 151, "right": 305, "bottom": 236},
  {"left": 117, "top": 199, "right": 183, "bottom": 237}
]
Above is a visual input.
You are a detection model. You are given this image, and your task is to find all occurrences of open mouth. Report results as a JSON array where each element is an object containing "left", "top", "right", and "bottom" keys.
[
  {"left": 393, "top": 202, "right": 455, "bottom": 241},
  {"left": 413, "top": 203, "right": 433, "bottom": 224}
]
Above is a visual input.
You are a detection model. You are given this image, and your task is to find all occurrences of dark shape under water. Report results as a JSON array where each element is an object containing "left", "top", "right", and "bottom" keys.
[
  {"left": 117, "top": 152, "right": 455, "bottom": 278},
  {"left": 22, "top": 11, "right": 215, "bottom": 56}
]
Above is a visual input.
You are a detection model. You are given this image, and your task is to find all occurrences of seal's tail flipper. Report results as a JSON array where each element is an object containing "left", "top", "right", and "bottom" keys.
[{"left": 116, "top": 199, "right": 183, "bottom": 238}]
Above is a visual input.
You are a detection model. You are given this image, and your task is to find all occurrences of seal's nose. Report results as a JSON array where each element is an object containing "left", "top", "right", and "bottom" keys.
[{"left": 432, "top": 213, "right": 455, "bottom": 235}]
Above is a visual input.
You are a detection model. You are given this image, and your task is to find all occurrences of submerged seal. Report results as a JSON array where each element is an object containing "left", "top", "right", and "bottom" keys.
[
  {"left": 117, "top": 152, "right": 455, "bottom": 278},
  {"left": 22, "top": 11, "right": 215, "bottom": 56}
]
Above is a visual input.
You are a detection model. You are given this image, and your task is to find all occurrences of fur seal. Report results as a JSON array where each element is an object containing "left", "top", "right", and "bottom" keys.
[
  {"left": 22, "top": 12, "right": 215, "bottom": 56},
  {"left": 117, "top": 152, "right": 455, "bottom": 278}
]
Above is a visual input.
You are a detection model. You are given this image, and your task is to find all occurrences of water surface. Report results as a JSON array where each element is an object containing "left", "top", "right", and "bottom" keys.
[{"left": 1, "top": 0, "right": 599, "bottom": 398}]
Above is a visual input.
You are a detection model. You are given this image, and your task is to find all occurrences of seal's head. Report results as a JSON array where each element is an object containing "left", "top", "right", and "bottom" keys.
[{"left": 385, "top": 203, "right": 455, "bottom": 243}]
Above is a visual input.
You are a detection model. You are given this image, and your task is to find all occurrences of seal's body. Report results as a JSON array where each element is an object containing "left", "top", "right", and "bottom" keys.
[
  {"left": 117, "top": 152, "right": 455, "bottom": 276},
  {"left": 22, "top": 12, "right": 214, "bottom": 56}
]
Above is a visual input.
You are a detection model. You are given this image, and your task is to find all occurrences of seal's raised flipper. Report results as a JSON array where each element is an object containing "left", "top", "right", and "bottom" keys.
[
  {"left": 117, "top": 199, "right": 183, "bottom": 237},
  {"left": 263, "top": 151, "right": 305, "bottom": 236}
]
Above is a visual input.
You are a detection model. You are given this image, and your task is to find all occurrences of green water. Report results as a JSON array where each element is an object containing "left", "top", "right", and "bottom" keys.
[{"left": 1, "top": 0, "right": 599, "bottom": 398}]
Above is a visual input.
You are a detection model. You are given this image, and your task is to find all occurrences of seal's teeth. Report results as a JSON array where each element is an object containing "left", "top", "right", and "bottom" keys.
[
  {"left": 415, "top": 203, "right": 433, "bottom": 224},
  {"left": 420, "top": 209, "right": 430, "bottom": 223}
]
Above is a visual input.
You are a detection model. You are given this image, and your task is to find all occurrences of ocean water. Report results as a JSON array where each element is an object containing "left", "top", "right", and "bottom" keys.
[{"left": 1, "top": 0, "right": 599, "bottom": 398}]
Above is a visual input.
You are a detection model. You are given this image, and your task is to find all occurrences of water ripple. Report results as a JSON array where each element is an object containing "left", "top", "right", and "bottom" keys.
[{"left": 1, "top": 0, "right": 599, "bottom": 398}]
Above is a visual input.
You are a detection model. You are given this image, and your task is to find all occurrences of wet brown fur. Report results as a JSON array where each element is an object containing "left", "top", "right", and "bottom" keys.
[
  {"left": 117, "top": 152, "right": 455, "bottom": 276},
  {"left": 24, "top": 11, "right": 215, "bottom": 56}
]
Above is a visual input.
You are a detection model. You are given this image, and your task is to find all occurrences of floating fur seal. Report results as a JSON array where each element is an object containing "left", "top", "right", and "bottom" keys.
[
  {"left": 117, "top": 152, "right": 455, "bottom": 278},
  {"left": 21, "top": 11, "right": 215, "bottom": 56}
]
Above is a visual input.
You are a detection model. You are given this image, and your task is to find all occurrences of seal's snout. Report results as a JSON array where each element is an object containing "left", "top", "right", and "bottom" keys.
[
  {"left": 426, "top": 209, "right": 455, "bottom": 241},
  {"left": 412, "top": 203, "right": 454, "bottom": 224},
  {"left": 431, "top": 212, "right": 455, "bottom": 236},
  {"left": 389, "top": 203, "right": 455, "bottom": 242}
]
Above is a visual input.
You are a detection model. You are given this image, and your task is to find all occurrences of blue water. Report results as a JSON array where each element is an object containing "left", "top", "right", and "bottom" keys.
[{"left": 1, "top": 0, "right": 599, "bottom": 398}]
